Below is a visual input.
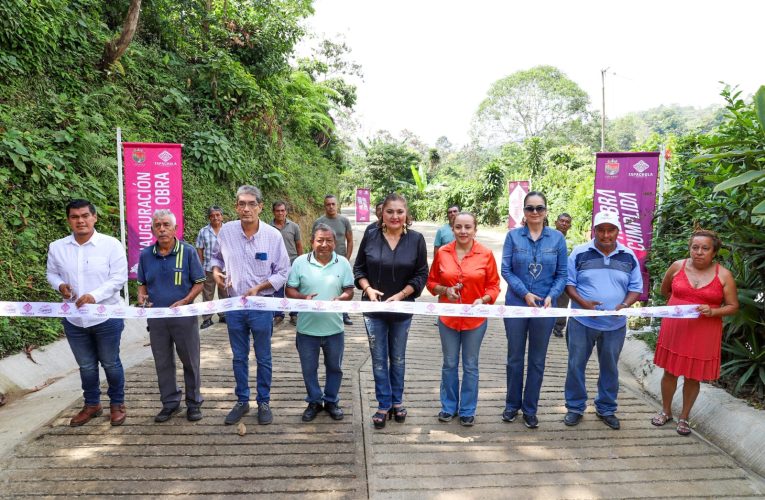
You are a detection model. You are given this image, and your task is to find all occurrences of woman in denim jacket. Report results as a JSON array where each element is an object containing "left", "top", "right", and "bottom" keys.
[{"left": 501, "top": 191, "right": 568, "bottom": 429}]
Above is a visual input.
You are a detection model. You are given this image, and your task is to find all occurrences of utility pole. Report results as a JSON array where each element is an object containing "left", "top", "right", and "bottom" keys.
[{"left": 601, "top": 67, "right": 609, "bottom": 152}]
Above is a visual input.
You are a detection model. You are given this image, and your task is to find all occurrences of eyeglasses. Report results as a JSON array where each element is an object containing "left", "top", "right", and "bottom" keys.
[
  {"left": 237, "top": 201, "right": 259, "bottom": 209},
  {"left": 524, "top": 205, "right": 547, "bottom": 213}
]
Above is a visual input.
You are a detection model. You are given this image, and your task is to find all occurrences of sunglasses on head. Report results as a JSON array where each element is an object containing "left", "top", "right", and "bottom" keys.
[{"left": 524, "top": 205, "right": 547, "bottom": 213}]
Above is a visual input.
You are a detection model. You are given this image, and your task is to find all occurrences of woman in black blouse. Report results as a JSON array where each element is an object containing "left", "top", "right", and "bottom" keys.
[{"left": 354, "top": 193, "right": 429, "bottom": 429}]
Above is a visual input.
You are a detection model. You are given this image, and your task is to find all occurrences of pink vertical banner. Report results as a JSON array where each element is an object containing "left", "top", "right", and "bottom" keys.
[
  {"left": 355, "top": 188, "right": 370, "bottom": 223},
  {"left": 593, "top": 152, "right": 659, "bottom": 300},
  {"left": 123, "top": 143, "right": 184, "bottom": 279},
  {"left": 507, "top": 181, "right": 530, "bottom": 229}
]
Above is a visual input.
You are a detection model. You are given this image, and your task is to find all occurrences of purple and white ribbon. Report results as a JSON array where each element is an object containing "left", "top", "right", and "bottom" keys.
[{"left": 0, "top": 297, "right": 701, "bottom": 320}]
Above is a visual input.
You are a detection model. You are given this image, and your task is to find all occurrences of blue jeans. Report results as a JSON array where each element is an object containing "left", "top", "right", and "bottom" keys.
[
  {"left": 439, "top": 320, "right": 487, "bottom": 417},
  {"left": 296, "top": 332, "right": 344, "bottom": 404},
  {"left": 503, "top": 316, "right": 555, "bottom": 416},
  {"left": 273, "top": 286, "right": 297, "bottom": 319},
  {"left": 226, "top": 310, "right": 273, "bottom": 404},
  {"left": 564, "top": 319, "right": 626, "bottom": 416},
  {"left": 62, "top": 318, "right": 125, "bottom": 406},
  {"left": 363, "top": 314, "right": 412, "bottom": 410}
]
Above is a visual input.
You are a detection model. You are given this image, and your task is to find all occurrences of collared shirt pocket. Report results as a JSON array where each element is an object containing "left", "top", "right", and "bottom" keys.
[
  {"left": 84, "top": 256, "right": 109, "bottom": 279},
  {"left": 541, "top": 247, "right": 559, "bottom": 266},
  {"left": 511, "top": 247, "right": 529, "bottom": 270}
]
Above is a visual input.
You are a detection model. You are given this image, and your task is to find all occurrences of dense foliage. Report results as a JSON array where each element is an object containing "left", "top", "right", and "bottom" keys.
[
  {"left": 0, "top": 0, "right": 351, "bottom": 356},
  {"left": 472, "top": 65, "right": 591, "bottom": 147},
  {"left": 341, "top": 75, "right": 763, "bottom": 401},
  {"left": 648, "top": 86, "right": 765, "bottom": 397}
]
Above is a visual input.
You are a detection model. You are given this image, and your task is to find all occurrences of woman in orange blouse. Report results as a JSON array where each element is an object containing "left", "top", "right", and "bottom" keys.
[{"left": 426, "top": 212, "right": 500, "bottom": 426}]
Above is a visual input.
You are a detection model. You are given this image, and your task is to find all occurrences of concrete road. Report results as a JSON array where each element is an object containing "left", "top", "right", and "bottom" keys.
[{"left": 0, "top": 214, "right": 763, "bottom": 498}]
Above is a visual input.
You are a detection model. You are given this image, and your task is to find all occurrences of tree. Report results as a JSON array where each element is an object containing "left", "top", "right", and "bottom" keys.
[
  {"left": 606, "top": 104, "right": 723, "bottom": 151},
  {"left": 435, "top": 136, "right": 453, "bottom": 154},
  {"left": 297, "top": 37, "right": 362, "bottom": 109},
  {"left": 357, "top": 137, "right": 422, "bottom": 197},
  {"left": 427, "top": 148, "right": 441, "bottom": 175},
  {"left": 524, "top": 137, "right": 547, "bottom": 179},
  {"left": 399, "top": 129, "right": 429, "bottom": 156},
  {"left": 472, "top": 65, "right": 590, "bottom": 146},
  {"left": 99, "top": 0, "right": 141, "bottom": 71}
]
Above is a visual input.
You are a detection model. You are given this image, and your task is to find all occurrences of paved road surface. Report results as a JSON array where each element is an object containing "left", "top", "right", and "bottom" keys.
[{"left": 1, "top": 216, "right": 763, "bottom": 498}]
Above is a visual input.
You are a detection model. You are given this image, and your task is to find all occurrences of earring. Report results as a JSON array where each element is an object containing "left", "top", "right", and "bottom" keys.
[
  {"left": 382, "top": 223, "right": 387, "bottom": 233},
  {"left": 403, "top": 226, "right": 408, "bottom": 235}
]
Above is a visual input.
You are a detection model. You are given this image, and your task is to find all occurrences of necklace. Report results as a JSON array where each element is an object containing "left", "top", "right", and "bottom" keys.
[
  {"left": 687, "top": 264, "right": 711, "bottom": 288},
  {"left": 528, "top": 239, "right": 542, "bottom": 279}
]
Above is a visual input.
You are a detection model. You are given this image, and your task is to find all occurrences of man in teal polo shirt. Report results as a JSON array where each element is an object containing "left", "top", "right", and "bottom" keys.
[
  {"left": 433, "top": 204, "right": 460, "bottom": 254},
  {"left": 286, "top": 223, "right": 354, "bottom": 422},
  {"left": 137, "top": 210, "right": 206, "bottom": 423}
]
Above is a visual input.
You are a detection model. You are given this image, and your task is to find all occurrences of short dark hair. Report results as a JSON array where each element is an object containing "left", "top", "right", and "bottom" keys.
[
  {"left": 66, "top": 199, "right": 96, "bottom": 217},
  {"left": 524, "top": 191, "right": 547, "bottom": 207},
  {"left": 272, "top": 201, "right": 287, "bottom": 211},
  {"left": 523, "top": 191, "right": 549, "bottom": 227},
  {"left": 236, "top": 185, "right": 263, "bottom": 203},
  {"left": 690, "top": 228, "right": 723, "bottom": 254},
  {"left": 557, "top": 212, "right": 572, "bottom": 220},
  {"left": 312, "top": 223, "right": 335, "bottom": 241},
  {"left": 324, "top": 194, "right": 337, "bottom": 201},
  {"left": 207, "top": 205, "right": 223, "bottom": 217},
  {"left": 447, "top": 204, "right": 461, "bottom": 212}
]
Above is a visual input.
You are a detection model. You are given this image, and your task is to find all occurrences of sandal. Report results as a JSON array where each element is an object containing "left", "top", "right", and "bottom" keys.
[
  {"left": 676, "top": 418, "right": 692, "bottom": 436},
  {"left": 651, "top": 411, "right": 673, "bottom": 427},
  {"left": 392, "top": 406, "right": 407, "bottom": 423},
  {"left": 372, "top": 410, "right": 390, "bottom": 429}
]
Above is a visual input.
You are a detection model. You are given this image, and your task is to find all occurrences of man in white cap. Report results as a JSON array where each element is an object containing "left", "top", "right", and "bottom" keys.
[{"left": 562, "top": 211, "right": 642, "bottom": 431}]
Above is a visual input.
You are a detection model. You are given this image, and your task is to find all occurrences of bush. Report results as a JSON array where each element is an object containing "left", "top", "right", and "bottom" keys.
[
  {"left": 0, "top": 0, "right": 348, "bottom": 357},
  {"left": 649, "top": 86, "right": 765, "bottom": 398}
]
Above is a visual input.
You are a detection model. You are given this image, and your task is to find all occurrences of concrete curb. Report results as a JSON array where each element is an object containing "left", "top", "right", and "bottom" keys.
[
  {"left": 0, "top": 318, "right": 149, "bottom": 396},
  {"left": 0, "top": 318, "right": 152, "bottom": 458},
  {"left": 620, "top": 332, "right": 765, "bottom": 478}
]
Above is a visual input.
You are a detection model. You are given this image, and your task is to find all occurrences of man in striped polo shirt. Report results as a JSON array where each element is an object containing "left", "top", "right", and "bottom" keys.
[
  {"left": 562, "top": 211, "right": 643, "bottom": 431},
  {"left": 137, "top": 210, "right": 206, "bottom": 423}
]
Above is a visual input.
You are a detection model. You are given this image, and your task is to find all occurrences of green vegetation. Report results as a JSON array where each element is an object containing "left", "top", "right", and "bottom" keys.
[
  {"left": 0, "top": 0, "right": 354, "bottom": 356},
  {"left": 649, "top": 86, "right": 765, "bottom": 398},
  {"left": 341, "top": 67, "right": 763, "bottom": 400},
  {"left": 1, "top": 1, "right": 762, "bottom": 403}
]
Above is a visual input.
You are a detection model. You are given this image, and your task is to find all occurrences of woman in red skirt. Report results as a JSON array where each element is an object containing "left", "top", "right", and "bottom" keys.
[{"left": 651, "top": 229, "right": 739, "bottom": 436}]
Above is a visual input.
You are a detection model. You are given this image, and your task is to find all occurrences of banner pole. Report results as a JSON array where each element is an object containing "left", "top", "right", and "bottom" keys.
[
  {"left": 116, "top": 128, "right": 129, "bottom": 305},
  {"left": 656, "top": 145, "right": 666, "bottom": 239},
  {"left": 658, "top": 145, "right": 666, "bottom": 209}
]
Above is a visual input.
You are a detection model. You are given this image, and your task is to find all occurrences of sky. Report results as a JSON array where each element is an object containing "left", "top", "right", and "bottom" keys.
[{"left": 299, "top": 0, "right": 763, "bottom": 147}]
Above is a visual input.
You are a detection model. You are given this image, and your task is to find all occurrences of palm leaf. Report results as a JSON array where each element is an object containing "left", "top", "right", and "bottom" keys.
[
  {"left": 755, "top": 85, "right": 765, "bottom": 133},
  {"left": 713, "top": 170, "right": 765, "bottom": 192}
]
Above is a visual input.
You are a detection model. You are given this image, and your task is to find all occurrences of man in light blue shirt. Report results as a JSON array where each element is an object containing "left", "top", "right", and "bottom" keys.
[
  {"left": 433, "top": 204, "right": 460, "bottom": 254},
  {"left": 286, "top": 223, "right": 354, "bottom": 422},
  {"left": 563, "top": 211, "right": 642, "bottom": 431}
]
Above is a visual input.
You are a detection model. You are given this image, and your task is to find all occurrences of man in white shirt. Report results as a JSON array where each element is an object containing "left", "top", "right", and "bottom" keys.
[{"left": 46, "top": 199, "right": 128, "bottom": 427}]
